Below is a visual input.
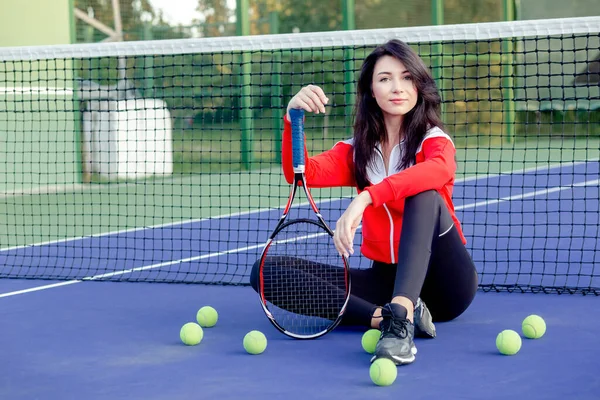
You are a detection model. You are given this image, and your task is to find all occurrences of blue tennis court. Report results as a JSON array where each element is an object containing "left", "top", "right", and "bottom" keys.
[{"left": 1, "top": 163, "right": 598, "bottom": 399}]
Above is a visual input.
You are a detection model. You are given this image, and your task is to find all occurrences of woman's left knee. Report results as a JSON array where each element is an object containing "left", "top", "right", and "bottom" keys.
[{"left": 404, "top": 190, "right": 452, "bottom": 232}]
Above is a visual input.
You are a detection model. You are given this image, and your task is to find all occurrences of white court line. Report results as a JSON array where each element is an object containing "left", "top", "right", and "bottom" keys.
[
  {"left": 456, "top": 179, "right": 600, "bottom": 210},
  {"left": 0, "top": 184, "right": 90, "bottom": 198},
  {"left": 458, "top": 159, "right": 598, "bottom": 183},
  {"left": 0, "top": 242, "right": 267, "bottom": 298},
  {"left": 0, "top": 280, "right": 81, "bottom": 298},
  {"left": 1, "top": 159, "right": 595, "bottom": 253},
  {"left": 0, "top": 87, "right": 73, "bottom": 96},
  {"left": 1, "top": 177, "right": 598, "bottom": 299},
  {"left": 0, "top": 167, "right": 282, "bottom": 199}
]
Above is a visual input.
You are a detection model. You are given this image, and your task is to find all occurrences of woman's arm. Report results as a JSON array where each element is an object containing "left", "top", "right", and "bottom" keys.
[
  {"left": 281, "top": 115, "right": 356, "bottom": 187},
  {"left": 365, "top": 137, "right": 456, "bottom": 207}
]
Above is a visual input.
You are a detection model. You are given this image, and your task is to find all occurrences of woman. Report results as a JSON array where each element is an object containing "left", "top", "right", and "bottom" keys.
[{"left": 250, "top": 39, "right": 478, "bottom": 366}]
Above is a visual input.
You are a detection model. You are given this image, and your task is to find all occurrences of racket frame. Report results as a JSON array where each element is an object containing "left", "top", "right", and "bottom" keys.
[{"left": 257, "top": 109, "right": 351, "bottom": 339}]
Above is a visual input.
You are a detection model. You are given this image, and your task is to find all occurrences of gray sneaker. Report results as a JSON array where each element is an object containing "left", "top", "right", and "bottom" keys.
[
  {"left": 414, "top": 298, "right": 436, "bottom": 338},
  {"left": 370, "top": 303, "right": 417, "bottom": 365}
]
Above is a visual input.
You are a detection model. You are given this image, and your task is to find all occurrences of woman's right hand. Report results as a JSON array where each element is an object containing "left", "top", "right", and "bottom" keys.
[{"left": 286, "top": 85, "right": 329, "bottom": 119}]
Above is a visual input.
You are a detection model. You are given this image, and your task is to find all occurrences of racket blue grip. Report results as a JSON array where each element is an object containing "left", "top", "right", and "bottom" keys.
[{"left": 289, "top": 108, "right": 305, "bottom": 171}]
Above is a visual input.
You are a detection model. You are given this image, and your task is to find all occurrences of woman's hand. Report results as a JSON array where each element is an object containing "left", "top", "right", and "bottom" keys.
[
  {"left": 334, "top": 191, "right": 372, "bottom": 258},
  {"left": 286, "top": 85, "right": 329, "bottom": 119}
]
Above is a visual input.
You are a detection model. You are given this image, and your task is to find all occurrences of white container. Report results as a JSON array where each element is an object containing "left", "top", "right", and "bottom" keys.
[{"left": 82, "top": 98, "right": 173, "bottom": 179}]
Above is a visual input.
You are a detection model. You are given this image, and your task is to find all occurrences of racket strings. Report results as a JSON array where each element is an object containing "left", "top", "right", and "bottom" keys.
[{"left": 261, "top": 220, "right": 348, "bottom": 336}]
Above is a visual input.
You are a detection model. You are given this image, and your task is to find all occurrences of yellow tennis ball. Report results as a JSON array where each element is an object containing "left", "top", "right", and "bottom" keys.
[
  {"left": 361, "top": 329, "right": 380, "bottom": 354},
  {"left": 496, "top": 329, "right": 522, "bottom": 355},
  {"left": 180, "top": 322, "right": 203, "bottom": 346},
  {"left": 196, "top": 306, "right": 219, "bottom": 328},
  {"left": 243, "top": 330, "right": 267, "bottom": 355},
  {"left": 369, "top": 358, "right": 397, "bottom": 386},
  {"left": 522, "top": 314, "right": 546, "bottom": 339}
]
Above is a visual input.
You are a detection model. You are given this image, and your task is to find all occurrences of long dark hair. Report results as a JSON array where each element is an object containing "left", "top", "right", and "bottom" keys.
[{"left": 353, "top": 39, "right": 444, "bottom": 190}]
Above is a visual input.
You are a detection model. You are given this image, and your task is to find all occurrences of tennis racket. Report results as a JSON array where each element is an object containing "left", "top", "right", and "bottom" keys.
[{"left": 257, "top": 108, "right": 351, "bottom": 339}]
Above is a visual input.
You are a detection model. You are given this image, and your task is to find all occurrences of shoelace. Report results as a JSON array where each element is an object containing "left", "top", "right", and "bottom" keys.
[{"left": 380, "top": 317, "right": 409, "bottom": 339}]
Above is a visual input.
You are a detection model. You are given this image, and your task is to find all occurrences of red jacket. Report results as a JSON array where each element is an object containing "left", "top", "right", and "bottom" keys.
[{"left": 281, "top": 115, "right": 466, "bottom": 264}]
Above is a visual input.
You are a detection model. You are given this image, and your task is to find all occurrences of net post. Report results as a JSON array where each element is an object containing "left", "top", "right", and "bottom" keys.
[
  {"left": 270, "top": 12, "right": 283, "bottom": 164},
  {"left": 502, "top": 0, "right": 516, "bottom": 144},
  {"left": 342, "top": 0, "right": 356, "bottom": 136},
  {"left": 237, "top": 0, "right": 254, "bottom": 169},
  {"left": 431, "top": 0, "right": 445, "bottom": 118}
]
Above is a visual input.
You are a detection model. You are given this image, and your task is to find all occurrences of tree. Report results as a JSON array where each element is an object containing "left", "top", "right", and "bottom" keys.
[
  {"left": 195, "top": 0, "right": 236, "bottom": 37},
  {"left": 74, "top": 0, "right": 184, "bottom": 42}
]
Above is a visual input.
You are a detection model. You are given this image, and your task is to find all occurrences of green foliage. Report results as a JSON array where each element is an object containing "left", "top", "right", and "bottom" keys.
[{"left": 74, "top": 0, "right": 188, "bottom": 42}]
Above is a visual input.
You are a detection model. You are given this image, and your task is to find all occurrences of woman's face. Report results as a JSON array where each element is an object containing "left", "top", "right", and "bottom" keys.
[{"left": 371, "top": 55, "right": 418, "bottom": 119}]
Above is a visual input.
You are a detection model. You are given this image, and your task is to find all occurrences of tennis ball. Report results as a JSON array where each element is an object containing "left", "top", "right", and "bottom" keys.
[
  {"left": 522, "top": 314, "right": 546, "bottom": 339},
  {"left": 369, "top": 358, "right": 397, "bottom": 386},
  {"left": 361, "top": 329, "right": 380, "bottom": 354},
  {"left": 196, "top": 306, "right": 219, "bottom": 328},
  {"left": 243, "top": 330, "right": 267, "bottom": 355},
  {"left": 496, "top": 329, "right": 522, "bottom": 355},
  {"left": 180, "top": 322, "right": 203, "bottom": 346}
]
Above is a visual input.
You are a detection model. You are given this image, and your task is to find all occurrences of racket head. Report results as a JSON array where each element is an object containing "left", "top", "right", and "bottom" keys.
[{"left": 258, "top": 218, "right": 350, "bottom": 339}]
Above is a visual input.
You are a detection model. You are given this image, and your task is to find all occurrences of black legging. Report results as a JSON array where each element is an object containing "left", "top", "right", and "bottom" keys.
[{"left": 250, "top": 190, "right": 478, "bottom": 326}]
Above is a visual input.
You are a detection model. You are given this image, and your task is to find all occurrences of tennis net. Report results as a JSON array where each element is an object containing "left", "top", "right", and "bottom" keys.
[{"left": 0, "top": 16, "right": 598, "bottom": 294}]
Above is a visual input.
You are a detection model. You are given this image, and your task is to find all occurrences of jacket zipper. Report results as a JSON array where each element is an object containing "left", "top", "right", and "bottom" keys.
[
  {"left": 376, "top": 143, "right": 401, "bottom": 264},
  {"left": 382, "top": 203, "right": 395, "bottom": 264}
]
